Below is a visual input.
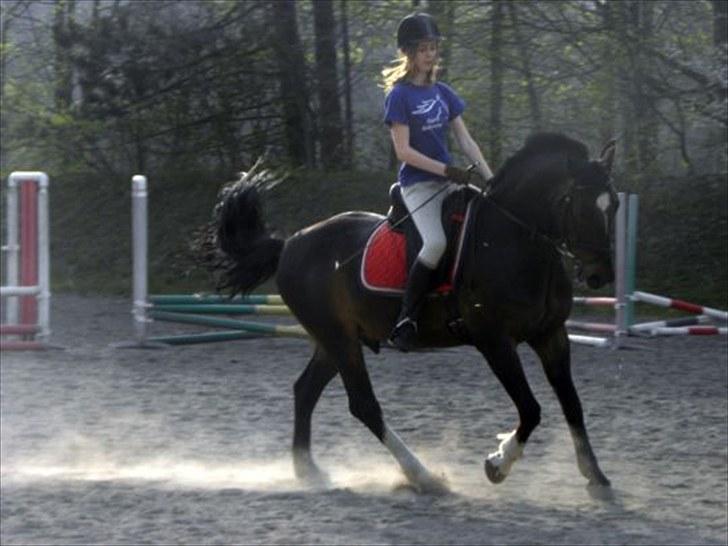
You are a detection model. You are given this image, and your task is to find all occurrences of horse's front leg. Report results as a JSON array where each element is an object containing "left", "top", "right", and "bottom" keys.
[
  {"left": 476, "top": 334, "right": 541, "bottom": 484},
  {"left": 528, "top": 326, "right": 610, "bottom": 487}
]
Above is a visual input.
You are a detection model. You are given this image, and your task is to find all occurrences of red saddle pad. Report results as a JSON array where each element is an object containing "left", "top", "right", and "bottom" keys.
[{"left": 360, "top": 220, "right": 467, "bottom": 295}]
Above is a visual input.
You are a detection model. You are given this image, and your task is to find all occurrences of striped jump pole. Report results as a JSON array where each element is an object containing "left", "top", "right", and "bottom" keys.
[
  {"left": 1, "top": 172, "right": 51, "bottom": 351},
  {"left": 151, "top": 304, "right": 291, "bottom": 315},
  {"left": 149, "top": 310, "right": 308, "bottom": 338},
  {"left": 565, "top": 320, "right": 617, "bottom": 334},
  {"left": 648, "top": 326, "right": 727, "bottom": 336},
  {"left": 631, "top": 291, "right": 728, "bottom": 322},
  {"left": 568, "top": 334, "right": 612, "bottom": 348},
  {"left": 149, "top": 294, "right": 284, "bottom": 305},
  {"left": 630, "top": 315, "right": 712, "bottom": 333},
  {"left": 572, "top": 297, "right": 616, "bottom": 306},
  {"left": 147, "top": 330, "right": 263, "bottom": 346}
]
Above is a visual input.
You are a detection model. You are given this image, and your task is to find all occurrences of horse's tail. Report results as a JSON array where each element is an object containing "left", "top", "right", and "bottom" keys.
[{"left": 194, "top": 170, "right": 284, "bottom": 296}]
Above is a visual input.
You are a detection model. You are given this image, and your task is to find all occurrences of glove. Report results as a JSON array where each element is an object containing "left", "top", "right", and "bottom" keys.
[{"left": 445, "top": 165, "right": 471, "bottom": 185}]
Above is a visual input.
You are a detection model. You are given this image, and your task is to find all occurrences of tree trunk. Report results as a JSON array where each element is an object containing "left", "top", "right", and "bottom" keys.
[
  {"left": 596, "top": 0, "right": 617, "bottom": 145},
  {"left": 52, "top": 0, "right": 75, "bottom": 111},
  {"left": 489, "top": 0, "right": 504, "bottom": 167},
  {"left": 633, "top": 1, "right": 658, "bottom": 179},
  {"left": 340, "top": 0, "right": 353, "bottom": 168},
  {"left": 270, "top": 0, "right": 314, "bottom": 167},
  {"left": 712, "top": 0, "right": 727, "bottom": 47},
  {"left": 427, "top": 0, "right": 454, "bottom": 79},
  {"left": 712, "top": 0, "right": 727, "bottom": 173},
  {"left": 615, "top": 1, "right": 640, "bottom": 180},
  {"left": 507, "top": 2, "right": 542, "bottom": 132},
  {"left": 313, "top": 0, "right": 344, "bottom": 169}
]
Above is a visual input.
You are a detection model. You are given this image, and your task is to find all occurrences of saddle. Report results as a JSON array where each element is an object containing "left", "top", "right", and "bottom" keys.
[{"left": 360, "top": 183, "right": 478, "bottom": 296}]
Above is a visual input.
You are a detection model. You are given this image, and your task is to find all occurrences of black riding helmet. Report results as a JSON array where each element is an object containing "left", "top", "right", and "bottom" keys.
[{"left": 396, "top": 12, "right": 442, "bottom": 50}]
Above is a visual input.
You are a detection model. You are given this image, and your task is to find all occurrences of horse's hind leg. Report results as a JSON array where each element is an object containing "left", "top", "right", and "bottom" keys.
[
  {"left": 293, "top": 347, "right": 338, "bottom": 483},
  {"left": 476, "top": 334, "right": 541, "bottom": 484},
  {"left": 529, "top": 327, "right": 610, "bottom": 487},
  {"left": 329, "top": 335, "right": 447, "bottom": 493}
]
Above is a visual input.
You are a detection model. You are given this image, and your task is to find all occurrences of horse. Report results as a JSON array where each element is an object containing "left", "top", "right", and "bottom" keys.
[{"left": 201, "top": 132, "right": 618, "bottom": 493}]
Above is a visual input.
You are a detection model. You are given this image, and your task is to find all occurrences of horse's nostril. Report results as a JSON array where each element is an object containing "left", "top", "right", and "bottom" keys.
[{"left": 587, "top": 274, "right": 602, "bottom": 289}]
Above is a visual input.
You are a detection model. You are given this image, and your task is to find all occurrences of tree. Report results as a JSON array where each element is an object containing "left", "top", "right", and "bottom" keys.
[
  {"left": 312, "top": 0, "right": 344, "bottom": 168},
  {"left": 271, "top": 0, "right": 315, "bottom": 167},
  {"left": 340, "top": 0, "right": 354, "bottom": 167},
  {"left": 488, "top": 0, "right": 505, "bottom": 166}
]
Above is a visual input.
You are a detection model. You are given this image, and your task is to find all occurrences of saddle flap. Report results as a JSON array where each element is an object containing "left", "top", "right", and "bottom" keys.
[
  {"left": 362, "top": 190, "right": 477, "bottom": 295},
  {"left": 386, "top": 183, "right": 410, "bottom": 232}
]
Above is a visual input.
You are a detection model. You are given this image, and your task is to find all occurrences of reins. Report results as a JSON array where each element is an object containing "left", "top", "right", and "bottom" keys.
[
  {"left": 479, "top": 192, "right": 575, "bottom": 260},
  {"left": 477, "top": 182, "right": 578, "bottom": 260},
  {"left": 479, "top": 178, "right": 616, "bottom": 261}
]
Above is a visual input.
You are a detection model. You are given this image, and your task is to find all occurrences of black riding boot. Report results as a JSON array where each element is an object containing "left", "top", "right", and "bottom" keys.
[{"left": 389, "top": 260, "right": 435, "bottom": 352}]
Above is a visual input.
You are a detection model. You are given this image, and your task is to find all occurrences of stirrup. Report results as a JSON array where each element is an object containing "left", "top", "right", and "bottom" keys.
[
  {"left": 389, "top": 317, "right": 418, "bottom": 352},
  {"left": 394, "top": 317, "right": 417, "bottom": 332}
]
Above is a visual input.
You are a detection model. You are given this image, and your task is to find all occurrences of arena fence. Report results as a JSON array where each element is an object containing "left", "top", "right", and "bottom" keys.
[{"left": 125, "top": 176, "right": 726, "bottom": 349}]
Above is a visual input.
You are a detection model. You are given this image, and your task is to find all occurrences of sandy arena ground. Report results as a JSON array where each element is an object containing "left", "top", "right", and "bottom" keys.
[{"left": 1, "top": 294, "right": 726, "bottom": 545}]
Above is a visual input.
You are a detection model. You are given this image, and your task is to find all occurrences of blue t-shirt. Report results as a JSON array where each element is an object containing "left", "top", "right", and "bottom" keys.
[{"left": 384, "top": 81, "right": 465, "bottom": 186}]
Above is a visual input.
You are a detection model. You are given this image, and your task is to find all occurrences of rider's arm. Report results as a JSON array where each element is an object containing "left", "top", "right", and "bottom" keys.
[
  {"left": 451, "top": 116, "right": 494, "bottom": 181},
  {"left": 390, "top": 123, "right": 448, "bottom": 177}
]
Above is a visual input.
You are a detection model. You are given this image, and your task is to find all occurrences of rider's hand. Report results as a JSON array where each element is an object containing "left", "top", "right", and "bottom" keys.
[{"left": 445, "top": 165, "right": 471, "bottom": 185}]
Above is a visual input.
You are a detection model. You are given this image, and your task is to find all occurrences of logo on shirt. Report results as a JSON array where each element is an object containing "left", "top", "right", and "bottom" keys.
[{"left": 411, "top": 93, "right": 449, "bottom": 131}]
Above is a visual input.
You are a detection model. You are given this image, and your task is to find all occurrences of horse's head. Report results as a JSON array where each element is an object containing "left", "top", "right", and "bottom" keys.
[
  {"left": 561, "top": 140, "right": 618, "bottom": 289},
  {"left": 488, "top": 133, "right": 619, "bottom": 289}
]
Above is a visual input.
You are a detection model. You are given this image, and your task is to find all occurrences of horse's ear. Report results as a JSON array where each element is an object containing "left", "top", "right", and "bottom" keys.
[{"left": 598, "top": 139, "right": 616, "bottom": 174}]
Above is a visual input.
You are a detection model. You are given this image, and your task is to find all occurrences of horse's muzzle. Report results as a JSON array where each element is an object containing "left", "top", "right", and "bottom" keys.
[{"left": 580, "top": 259, "right": 614, "bottom": 289}]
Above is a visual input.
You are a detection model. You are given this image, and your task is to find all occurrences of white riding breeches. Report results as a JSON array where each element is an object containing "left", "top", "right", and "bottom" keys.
[{"left": 400, "top": 180, "right": 456, "bottom": 269}]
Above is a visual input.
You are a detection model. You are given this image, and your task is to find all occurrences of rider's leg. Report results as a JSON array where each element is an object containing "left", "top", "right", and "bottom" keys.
[{"left": 390, "top": 181, "right": 452, "bottom": 351}]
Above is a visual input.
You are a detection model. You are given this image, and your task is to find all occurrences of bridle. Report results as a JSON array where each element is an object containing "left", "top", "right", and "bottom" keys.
[
  {"left": 480, "top": 174, "right": 616, "bottom": 262},
  {"left": 559, "top": 180, "right": 618, "bottom": 259}
]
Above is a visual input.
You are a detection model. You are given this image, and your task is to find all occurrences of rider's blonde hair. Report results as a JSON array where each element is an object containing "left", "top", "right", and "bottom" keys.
[{"left": 380, "top": 46, "right": 440, "bottom": 94}]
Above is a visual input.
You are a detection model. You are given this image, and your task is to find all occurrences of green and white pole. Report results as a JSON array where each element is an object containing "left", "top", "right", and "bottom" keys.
[{"left": 614, "top": 193, "right": 629, "bottom": 347}]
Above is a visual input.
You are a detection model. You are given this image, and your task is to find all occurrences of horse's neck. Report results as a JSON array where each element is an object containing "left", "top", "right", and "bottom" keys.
[{"left": 492, "top": 176, "right": 564, "bottom": 237}]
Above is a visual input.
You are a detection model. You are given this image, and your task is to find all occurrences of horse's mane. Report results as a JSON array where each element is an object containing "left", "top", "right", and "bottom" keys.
[{"left": 488, "top": 133, "right": 590, "bottom": 195}]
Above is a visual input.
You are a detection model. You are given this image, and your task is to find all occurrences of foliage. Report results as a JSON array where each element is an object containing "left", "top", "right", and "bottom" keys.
[{"left": 0, "top": 0, "right": 725, "bottom": 304}]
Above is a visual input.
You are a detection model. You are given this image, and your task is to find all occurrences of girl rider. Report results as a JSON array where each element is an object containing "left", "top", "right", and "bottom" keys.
[{"left": 383, "top": 12, "right": 494, "bottom": 352}]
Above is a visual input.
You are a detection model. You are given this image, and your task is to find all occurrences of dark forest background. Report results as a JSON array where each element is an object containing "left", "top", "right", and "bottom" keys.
[{"left": 1, "top": 0, "right": 726, "bottom": 305}]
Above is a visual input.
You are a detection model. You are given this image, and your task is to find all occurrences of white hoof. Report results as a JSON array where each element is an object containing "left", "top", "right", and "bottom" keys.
[
  {"left": 484, "top": 430, "right": 523, "bottom": 484},
  {"left": 414, "top": 470, "right": 450, "bottom": 495},
  {"left": 484, "top": 458, "right": 507, "bottom": 484},
  {"left": 397, "top": 469, "right": 450, "bottom": 495}
]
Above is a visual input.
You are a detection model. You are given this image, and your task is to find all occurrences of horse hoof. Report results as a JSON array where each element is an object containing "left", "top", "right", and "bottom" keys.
[
  {"left": 484, "top": 459, "right": 507, "bottom": 484},
  {"left": 588, "top": 473, "right": 611, "bottom": 488},
  {"left": 414, "top": 472, "right": 450, "bottom": 496},
  {"left": 587, "top": 480, "right": 615, "bottom": 502},
  {"left": 293, "top": 457, "right": 331, "bottom": 488}
]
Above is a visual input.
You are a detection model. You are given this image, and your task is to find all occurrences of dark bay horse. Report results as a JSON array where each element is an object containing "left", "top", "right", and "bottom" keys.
[{"left": 205, "top": 133, "right": 617, "bottom": 492}]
